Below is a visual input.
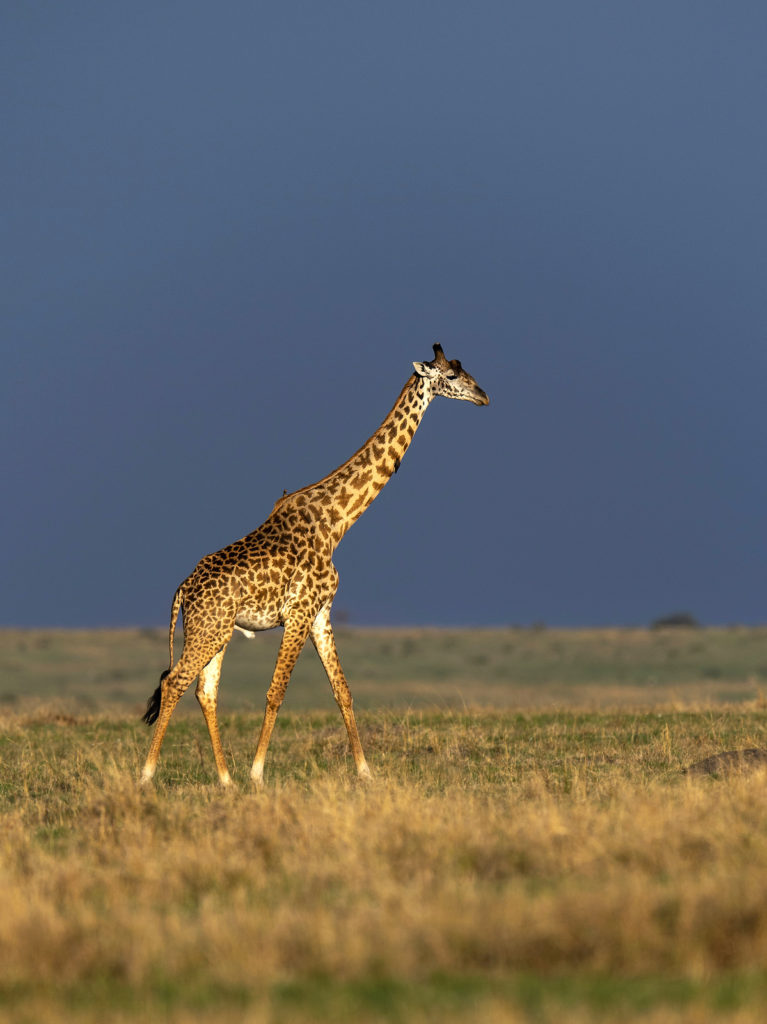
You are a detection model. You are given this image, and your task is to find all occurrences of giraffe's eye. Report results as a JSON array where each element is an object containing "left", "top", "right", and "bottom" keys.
[{"left": 446, "top": 371, "right": 458, "bottom": 380}]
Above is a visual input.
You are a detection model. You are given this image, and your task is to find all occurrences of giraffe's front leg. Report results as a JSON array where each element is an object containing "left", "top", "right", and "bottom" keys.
[
  {"left": 310, "top": 602, "right": 371, "bottom": 780},
  {"left": 250, "top": 616, "right": 311, "bottom": 787}
]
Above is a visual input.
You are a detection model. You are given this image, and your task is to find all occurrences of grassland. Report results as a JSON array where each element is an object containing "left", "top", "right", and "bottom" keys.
[
  {"left": 2, "top": 627, "right": 767, "bottom": 1022},
  {"left": 4, "top": 624, "right": 767, "bottom": 714}
]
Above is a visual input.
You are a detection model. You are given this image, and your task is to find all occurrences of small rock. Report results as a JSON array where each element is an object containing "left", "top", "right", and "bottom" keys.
[{"left": 684, "top": 748, "right": 767, "bottom": 777}]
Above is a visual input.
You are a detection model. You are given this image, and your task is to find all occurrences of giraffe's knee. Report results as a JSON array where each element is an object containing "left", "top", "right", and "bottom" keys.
[
  {"left": 153, "top": 664, "right": 197, "bottom": 717},
  {"left": 265, "top": 679, "right": 288, "bottom": 711},
  {"left": 195, "top": 673, "right": 215, "bottom": 702},
  {"left": 331, "top": 679, "right": 353, "bottom": 712},
  {"left": 335, "top": 692, "right": 353, "bottom": 715},
  {"left": 195, "top": 685, "right": 218, "bottom": 715}
]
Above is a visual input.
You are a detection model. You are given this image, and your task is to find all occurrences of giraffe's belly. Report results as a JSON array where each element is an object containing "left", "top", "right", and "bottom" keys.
[{"left": 234, "top": 608, "right": 281, "bottom": 634}]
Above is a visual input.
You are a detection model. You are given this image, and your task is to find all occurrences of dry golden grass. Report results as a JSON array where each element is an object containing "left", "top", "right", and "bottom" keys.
[{"left": 1, "top": 704, "right": 767, "bottom": 1021}]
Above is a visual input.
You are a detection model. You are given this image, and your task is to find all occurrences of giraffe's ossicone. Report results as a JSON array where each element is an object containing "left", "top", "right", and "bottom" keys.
[{"left": 141, "top": 343, "right": 489, "bottom": 786}]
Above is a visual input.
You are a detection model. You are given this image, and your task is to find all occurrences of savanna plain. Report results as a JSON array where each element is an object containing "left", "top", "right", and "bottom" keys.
[{"left": 2, "top": 626, "right": 767, "bottom": 1023}]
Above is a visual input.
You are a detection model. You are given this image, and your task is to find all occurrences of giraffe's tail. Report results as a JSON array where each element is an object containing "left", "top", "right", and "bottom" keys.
[
  {"left": 142, "top": 671, "right": 168, "bottom": 726},
  {"left": 142, "top": 586, "right": 182, "bottom": 726}
]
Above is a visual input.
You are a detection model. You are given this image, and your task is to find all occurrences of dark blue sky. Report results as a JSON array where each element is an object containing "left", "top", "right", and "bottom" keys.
[{"left": 3, "top": 2, "right": 766, "bottom": 628}]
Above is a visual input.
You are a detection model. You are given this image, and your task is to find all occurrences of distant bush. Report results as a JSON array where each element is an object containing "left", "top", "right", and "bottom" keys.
[{"left": 650, "top": 612, "right": 700, "bottom": 630}]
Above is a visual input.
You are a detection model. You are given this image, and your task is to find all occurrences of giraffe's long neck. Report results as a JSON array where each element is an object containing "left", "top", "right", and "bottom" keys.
[{"left": 278, "top": 374, "right": 432, "bottom": 552}]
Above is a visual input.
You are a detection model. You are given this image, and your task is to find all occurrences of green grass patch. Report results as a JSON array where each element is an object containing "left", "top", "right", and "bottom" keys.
[{"left": 3, "top": 973, "right": 767, "bottom": 1023}]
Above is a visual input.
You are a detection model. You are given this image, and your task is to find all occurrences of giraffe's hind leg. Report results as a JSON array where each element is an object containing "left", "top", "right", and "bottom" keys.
[
  {"left": 141, "top": 637, "right": 224, "bottom": 784},
  {"left": 196, "top": 646, "right": 232, "bottom": 786}
]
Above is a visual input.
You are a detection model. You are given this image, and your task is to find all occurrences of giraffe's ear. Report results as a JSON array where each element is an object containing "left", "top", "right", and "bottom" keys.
[{"left": 413, "top": 361, "right": 437, "bottom": 379}]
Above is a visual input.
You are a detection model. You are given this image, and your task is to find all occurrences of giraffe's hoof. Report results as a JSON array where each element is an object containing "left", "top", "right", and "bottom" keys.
[{"left": 357, "top": 764, "right": 372, "bottom": 783}]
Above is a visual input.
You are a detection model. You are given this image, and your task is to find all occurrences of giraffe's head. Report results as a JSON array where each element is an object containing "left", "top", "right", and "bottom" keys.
[{"left": 413, "top": 344, "right": 489, "bottom": 406}]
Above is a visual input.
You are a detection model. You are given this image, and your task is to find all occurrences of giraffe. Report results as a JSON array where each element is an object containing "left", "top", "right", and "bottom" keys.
[{"left": 141, "top": 343, "right": 489, "bottom": 786}]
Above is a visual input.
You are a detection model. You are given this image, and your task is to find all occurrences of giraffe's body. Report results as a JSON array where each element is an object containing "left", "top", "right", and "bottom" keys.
[{"left": 141, "top": 344, "right": 488, "bottom": 786}]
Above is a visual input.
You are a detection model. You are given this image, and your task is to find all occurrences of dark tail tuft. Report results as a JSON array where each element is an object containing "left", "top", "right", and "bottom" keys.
[{"left": 142, "top": 670, "right": 169, "bottom": 725}]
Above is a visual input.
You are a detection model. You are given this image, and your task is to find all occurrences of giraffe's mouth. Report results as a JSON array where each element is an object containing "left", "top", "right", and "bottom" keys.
[{"left": 473, "top": 388, "right": 490, "bottom": 406}]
